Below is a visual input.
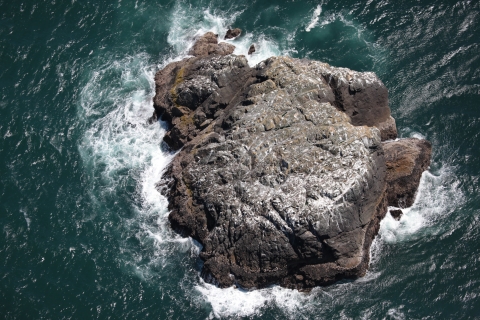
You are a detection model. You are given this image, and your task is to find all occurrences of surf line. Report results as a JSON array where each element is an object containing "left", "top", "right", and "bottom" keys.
[{"left": 306, "top": 3, "right": 323, "bottom": 32}]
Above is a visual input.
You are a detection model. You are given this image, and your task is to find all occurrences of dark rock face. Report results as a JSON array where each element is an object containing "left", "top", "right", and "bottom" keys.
[
  {"left": 188, "top": 32, "right": 235, "bottom": 57},
  {"left": 390, "top": 209, "right": 403, "bottom": 220},
  {"left": 383, "top": 138, "right": 432, "bottom": 208},
  {"left": 248, "top": 44, "right": 256, "bottom": 55},
  {"left": 225, "top": 28, "right": 242, "bottom": 40},
  {"left": 152, "top": 34, "right": 431, "bottom": 290}
]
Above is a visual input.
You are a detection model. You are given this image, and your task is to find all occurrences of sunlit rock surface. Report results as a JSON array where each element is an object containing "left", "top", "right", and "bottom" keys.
[{"left": 152, "top": 33, "right": 430, "bottom": 290}]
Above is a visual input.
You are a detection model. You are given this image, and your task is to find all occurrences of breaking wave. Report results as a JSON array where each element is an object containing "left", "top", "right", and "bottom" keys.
[{"left": 305, "top": 4, "right": 323, "bottom": 32}]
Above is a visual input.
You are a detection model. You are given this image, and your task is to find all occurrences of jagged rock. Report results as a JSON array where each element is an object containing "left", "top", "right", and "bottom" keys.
[
  {"left": 248, "top": 44, "right": 256, "bottom": 55},
  {"left": 225, "top": 28, "right": 242, "bottom": 39},
  {"left": 152, "top": 34, "right": 431, "bottom": 290},
  {"left": 188, "top": 32, "right": 236, "bottom": 57},
  {"left": 390, "top": 209, "right": 403, "bottom": 220},
  {"left": 383, "top": 138, "right": 432, "bottom": 208}
]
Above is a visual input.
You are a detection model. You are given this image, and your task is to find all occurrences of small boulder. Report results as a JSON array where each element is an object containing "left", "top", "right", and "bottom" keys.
[
  {"left": 248, "top": 44, "right": 256, "bottom": 55},
  {"left": 390, "top": 209, "right": 403, "bottom": 221},
  {"left": 224, "top": 28, "right": 242, "bottom": 39}
]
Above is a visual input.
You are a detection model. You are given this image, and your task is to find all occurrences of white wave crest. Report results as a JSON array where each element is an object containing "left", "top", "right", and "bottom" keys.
[
  {"left": 167, "top": 7, "right": 234, "bottom": 55},
  {"left": 167, "top": 6, "right": 282, "bottom": 67},
  {"left": 196, "top": 281, "right": 322, "bottom": 319},
  {"left": 305, "top": 4, "right": 322, "bottom": 32},
  {"left": 78, "top": 55, "right": 170, "bottom": 183},
  {"left": 77, "top": 53, "right": 183, "bottom": 274},
  {"left": 232, "top": 33, "right": 281, "bottom": 66},
  {"left": 379, "top": 164, "right": 463, "bottom": 243}
]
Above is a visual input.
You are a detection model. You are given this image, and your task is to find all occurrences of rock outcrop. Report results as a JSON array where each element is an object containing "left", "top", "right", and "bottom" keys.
[
  {"left": 383, "top": 138, "right": 432, "bottom": 208},
  {"left": 152, "top": 33, "right": 431, "bottom": 290}
]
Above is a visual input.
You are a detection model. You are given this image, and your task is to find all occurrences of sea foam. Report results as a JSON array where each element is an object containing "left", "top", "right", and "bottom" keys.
[
  {"left": 379, "top": 164, "right": 463, "bottom": 243},
  {"left": 195, "top": 281, "right": 320, "bottom": 319},
  {"left": 305, "top": 4, "right": 323, "bottom": 32},
  {"left": 167, "top": 5, "right": 282, "bottom": 67}
]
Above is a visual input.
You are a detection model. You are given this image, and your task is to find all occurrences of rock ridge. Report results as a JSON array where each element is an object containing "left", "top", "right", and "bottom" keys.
[{"left": 152, "top": 33, "right": 431, "bottom": 290}]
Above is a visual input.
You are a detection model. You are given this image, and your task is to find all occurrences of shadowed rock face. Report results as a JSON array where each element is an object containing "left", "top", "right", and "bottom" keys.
[
  {"left": 383, "top": 138, "right": 432, "bottom": 208},
  {"left": 152, "top": 33, "right": 431, "bottom": 290}
]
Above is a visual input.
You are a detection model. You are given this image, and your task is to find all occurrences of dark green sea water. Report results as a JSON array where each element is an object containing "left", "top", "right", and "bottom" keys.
[{"left": 1, "top": 0, "right": 479, "bottom": 318}]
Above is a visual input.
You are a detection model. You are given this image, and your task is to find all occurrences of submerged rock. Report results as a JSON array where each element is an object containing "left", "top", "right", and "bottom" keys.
[{"left": 152, "top": 34, "right": 431, "bottom": 290}]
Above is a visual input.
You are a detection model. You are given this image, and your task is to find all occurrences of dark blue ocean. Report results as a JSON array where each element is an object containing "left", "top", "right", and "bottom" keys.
[{"left": 1, "top": 0, "right": 479, "bottom": 318}]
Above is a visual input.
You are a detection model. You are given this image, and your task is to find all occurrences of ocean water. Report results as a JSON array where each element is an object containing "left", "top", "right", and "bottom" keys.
[{"left": 1, "top": 0, "right": 479, "bottom": 318}]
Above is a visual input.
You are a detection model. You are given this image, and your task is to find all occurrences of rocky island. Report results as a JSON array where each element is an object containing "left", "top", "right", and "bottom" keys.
[{"left": 152, "top": 32, "right": 432, "bottom": 290}]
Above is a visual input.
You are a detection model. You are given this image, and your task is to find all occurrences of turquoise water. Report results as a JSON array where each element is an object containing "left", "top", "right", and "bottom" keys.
[{"left": 1, "top": 0, "right": 479, "bottom": 318}]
